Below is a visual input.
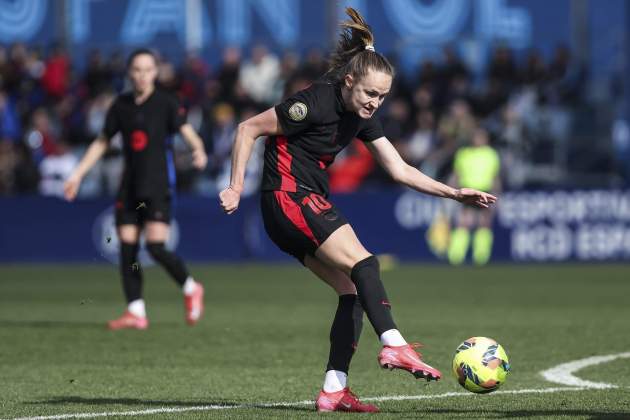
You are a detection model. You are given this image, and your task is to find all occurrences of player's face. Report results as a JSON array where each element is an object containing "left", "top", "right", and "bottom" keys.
[
  {"left": 128, "top": 54, "right": 157, "bottom": 94},
  {"left": 345, "top": 70, "right": 392, "bottom": 119}
]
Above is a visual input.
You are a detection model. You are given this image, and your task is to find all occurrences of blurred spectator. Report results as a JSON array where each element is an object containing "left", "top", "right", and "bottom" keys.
[
  {"left": 239, "top": 44, "right": 280, "bottom": 105},
  {"left": 271, "top": 50, "right": 300, "bottom": 104},
  {"left": 488, "top": 45, "right": 518, "bottom": 88},
  {"left": 382, "top": 97, "right": 411, "bottom": 144},
  {"left": 108, "top": 51, "right": 127, "bottom": 93},
  {"left": 329, "top": 140, "right": 375, "bottom": 193},
  {"left": 204, "top": 102, "right": 237, "bottom": 181},
  {"left": 24, "top": 107, "right": 59, "bottom": 162},
  {"left": 41, "top": 44, "right": 70, "bottom": 100},
  {"left": 179, "top": 51, "right": 209, "bottom": 106},
  {"left": 299, "top": 47, "right": 328, "bottom": 80},
  {"left": 12, "top": 142, "right": 40, "bottom": 193},
  {"left": 400, "top": 110, "right": 437, "bottom": 168},
  {"left": 521, "top": 49, "right": 547, "bottom": 86},
  {"left": 217, "top": 47, "right": 242, "bottom": 104},
  {"left": 38, "top": 139, "right": 77, "bottom": 197},
  {"left": 84, "top": 49, "right": 112, "bottom": 98},
  {"left": 425, "top": 99, "right": 477, "bottom": 179},
  {"left": 157, "top": 58, "right": 178, "bottom": 91},
  {"left": 0, "top": 139, "right": 15, "bottom": 193},
  {"left": 0, "top": 40, "right": 612, "bottom": 195},
  {"left": 0, "top": 89, "right": 21, "bottom": 142}
]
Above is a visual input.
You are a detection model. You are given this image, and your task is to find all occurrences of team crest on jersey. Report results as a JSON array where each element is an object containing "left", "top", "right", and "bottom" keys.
[{"left": 288, "top": 102, "right": 308, "bottom": 121}]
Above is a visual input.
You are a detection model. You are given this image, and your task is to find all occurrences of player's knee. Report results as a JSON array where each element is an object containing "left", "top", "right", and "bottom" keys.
[
  {"left": 120, "top": 242, "right": 139, "bottom": 262},
  {"left": 350, "top": 255, "right": 379, "bottom": 282},
  {"left": 146, "top": 242, "right": 167, "bottom": 260}
]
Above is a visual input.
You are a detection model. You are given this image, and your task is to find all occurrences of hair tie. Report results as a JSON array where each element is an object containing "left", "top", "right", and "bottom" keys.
[{"left": 365, "top": 45, "right": 375, "bottom": 52}]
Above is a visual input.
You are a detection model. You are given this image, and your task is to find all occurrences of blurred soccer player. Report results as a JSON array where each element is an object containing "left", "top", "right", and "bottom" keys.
[
  {"left": 64, "top": 49, "right": 207, "bottom": 330},
  {"left": 448, "top": 127, "right": 501, "bottom": 265},
  {"left": 219, "top": 8, "right": 496, "bottom": 412}
]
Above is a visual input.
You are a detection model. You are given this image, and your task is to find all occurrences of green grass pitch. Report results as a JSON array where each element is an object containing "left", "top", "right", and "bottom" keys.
[{"left": 1, "top": 264, "right": 629, "bottom": 419}]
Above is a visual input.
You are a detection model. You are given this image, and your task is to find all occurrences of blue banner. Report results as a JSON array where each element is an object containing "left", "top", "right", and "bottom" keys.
[
  {"left": 0, "top": 0, "right": 623, "bottom": 78},
  {"left": 3, "top": 190, "right": 630, "bottom": 263}
]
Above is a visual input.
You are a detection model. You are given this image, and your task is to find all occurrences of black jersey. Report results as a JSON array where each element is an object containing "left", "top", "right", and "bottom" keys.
[
  {"left": 261, "top": 80, "right": 384, "bottom": 197},
  {"left": 102, "top": 89, "right": 185, "bottom": 198}
]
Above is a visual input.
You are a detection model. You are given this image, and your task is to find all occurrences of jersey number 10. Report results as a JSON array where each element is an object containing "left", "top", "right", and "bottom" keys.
[{"left": 301, "top": 194, "right": 332, "bottom": 215}]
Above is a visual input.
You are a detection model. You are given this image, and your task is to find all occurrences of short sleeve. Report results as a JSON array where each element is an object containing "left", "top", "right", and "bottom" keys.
[
  {"left": 274, "top": 84, "right": 323, "bottom": 137},
  {"left": 168, "top": 95, "right": 186, "bottom": 134},
  {"left": 101, "top": 100, "right": 120, "bottom": 141},
  {"left": 356, "top": 117, "right": 385, "bottom": 142}
]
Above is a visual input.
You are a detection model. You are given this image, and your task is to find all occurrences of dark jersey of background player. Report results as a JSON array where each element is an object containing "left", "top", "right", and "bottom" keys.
[
  {"left": 263, "top": 79, "right": 383, "bottom": 197},
  {"left": 103, "top": 89, "right": 185, "bottom": 200}
]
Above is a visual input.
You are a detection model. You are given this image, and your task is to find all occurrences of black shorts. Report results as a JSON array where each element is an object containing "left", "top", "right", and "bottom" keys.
[
  {"left": 115, "top": 195, "right": 172, "bottom": 226},
  {"left": 261, "top": 190, "right": 348, "bottom": 262}
]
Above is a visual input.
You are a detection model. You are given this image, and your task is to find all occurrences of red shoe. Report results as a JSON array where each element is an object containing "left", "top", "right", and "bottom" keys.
[
  {"left": 315, "top": 388, "right": 379, "bottom": 413},
  {"left": 185, "top": 282, "right": 204, "bottom": 325},
  {"left": 107, "top": 311, "right": 148, "bottom": 330},
  {"left": 378, "top": 343, "right": 442, "bottom": 381}
]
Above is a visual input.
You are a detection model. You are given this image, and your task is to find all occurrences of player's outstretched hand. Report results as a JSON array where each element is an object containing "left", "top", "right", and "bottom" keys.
[
  {"left": 219, "top": 186, "right": 241, "bottom": 214},
  {"left": 455, "top": 188, "right": 497, "bottom": 209},
  {"left": 63, "top": 174, "right": 82, "bottom": 202},
  {"left": 192, "top": 148, "right": 208, "bottom": 170}
]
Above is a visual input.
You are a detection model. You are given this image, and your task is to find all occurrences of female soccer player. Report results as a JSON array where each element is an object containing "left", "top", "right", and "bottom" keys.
[
  {"left": 220, "top": 9, "right": 496, "bottom": 412},
  {"left": 64, "top": 49, "right": 207, "bottom": 330}
]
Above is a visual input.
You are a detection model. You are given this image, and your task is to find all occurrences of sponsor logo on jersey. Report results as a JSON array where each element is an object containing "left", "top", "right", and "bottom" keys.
[
  {"left": 131, "top": 130, "right": 148, "bottom": 151},
  {"left": 288, "top": 102, "right": 307, "bottom": 121}
]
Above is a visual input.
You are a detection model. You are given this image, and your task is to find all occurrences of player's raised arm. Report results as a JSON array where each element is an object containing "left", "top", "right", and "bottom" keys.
[
  {"left": 63, "top": 136, "right": 109, "bottom": 201},
  {"left": 365, "top": 137, "right": 497, "bottom": 208},
  {"left": 219, "top": 107, "right": 280, "bottom": 214}
]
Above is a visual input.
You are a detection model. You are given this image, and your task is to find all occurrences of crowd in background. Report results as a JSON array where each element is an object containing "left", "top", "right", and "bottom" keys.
[{"left": 0, "top": 41, "right": 613, "bottom": 199}]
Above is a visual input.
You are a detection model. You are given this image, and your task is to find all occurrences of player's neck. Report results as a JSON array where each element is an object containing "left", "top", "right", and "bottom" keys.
[
  {"left": 340, "top": 86, "right": 351, "bottom": 112},
  {"left": 134, "top": 86, "right": 155, "bottom": 105}
]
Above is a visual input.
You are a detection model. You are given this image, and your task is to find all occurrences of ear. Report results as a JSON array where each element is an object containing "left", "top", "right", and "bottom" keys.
[{"left": 344, "top": 74, "right": 354, "bottom": 90}]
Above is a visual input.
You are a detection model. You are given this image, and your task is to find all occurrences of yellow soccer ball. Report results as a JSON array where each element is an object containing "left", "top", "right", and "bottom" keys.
[{"left": 452, "top": 337, "right": 511, "bottom": 393}]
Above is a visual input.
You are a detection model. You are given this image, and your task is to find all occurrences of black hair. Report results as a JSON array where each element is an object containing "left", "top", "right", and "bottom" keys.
[{"left": 126, "top": 48, "right": 157, "bottom": 69}]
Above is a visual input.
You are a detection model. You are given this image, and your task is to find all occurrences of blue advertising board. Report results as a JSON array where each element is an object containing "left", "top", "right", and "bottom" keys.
[{"left": 2, "top": 189, "right": 630, "bottom": 263}]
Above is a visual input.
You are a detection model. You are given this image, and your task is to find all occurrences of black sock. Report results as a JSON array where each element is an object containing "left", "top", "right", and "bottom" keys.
[
  {"left": 326, "top": 294, "right": 364, "bottom": 373},
  {"left": 146, "top": 242, "right": 189, "bottom": 286},
  {"left": 120, "top": 242, "right": 142, "bottom": 302},
  {"left": 350, "top": 255, "right": 397, "bottom": 336}
]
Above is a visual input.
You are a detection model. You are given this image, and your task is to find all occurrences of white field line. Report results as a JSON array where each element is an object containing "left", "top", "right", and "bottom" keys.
[
  {"left": 3, "top": 387, "right": 592, "bottom": 420},
  {"left": 540, "top": 352, "right": 630, "bottom": 389},
  {"left": 7, "top": 352, "right": 629, "bottom": 420}
]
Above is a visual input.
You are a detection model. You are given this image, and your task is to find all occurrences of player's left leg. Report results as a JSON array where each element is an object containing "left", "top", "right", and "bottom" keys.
[
  {"left": 304, "top": 255, "right": 377, "bottom": 413},
  {"left": 448, "top": 207, "right": 474, "bottom": 265},
  {"left": 304, "top": 255, "right": 363, "bottom": 382},
  {"left": 145, "top": 221, "right": 204, "bottom": 325}
]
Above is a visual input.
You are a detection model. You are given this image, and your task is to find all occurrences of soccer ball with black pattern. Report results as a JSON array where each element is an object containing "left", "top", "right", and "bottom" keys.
[{"left": 452, "top": 337, "right": 511, "bottom": 393}]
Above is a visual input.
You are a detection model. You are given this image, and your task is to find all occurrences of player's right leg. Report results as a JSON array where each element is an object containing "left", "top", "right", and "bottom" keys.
[
  {"left": 315, "top": 225, "right": 441, "bottom": 381},
  {"left": 108, "top": 223, "right": 148, "bottom": 330}
]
